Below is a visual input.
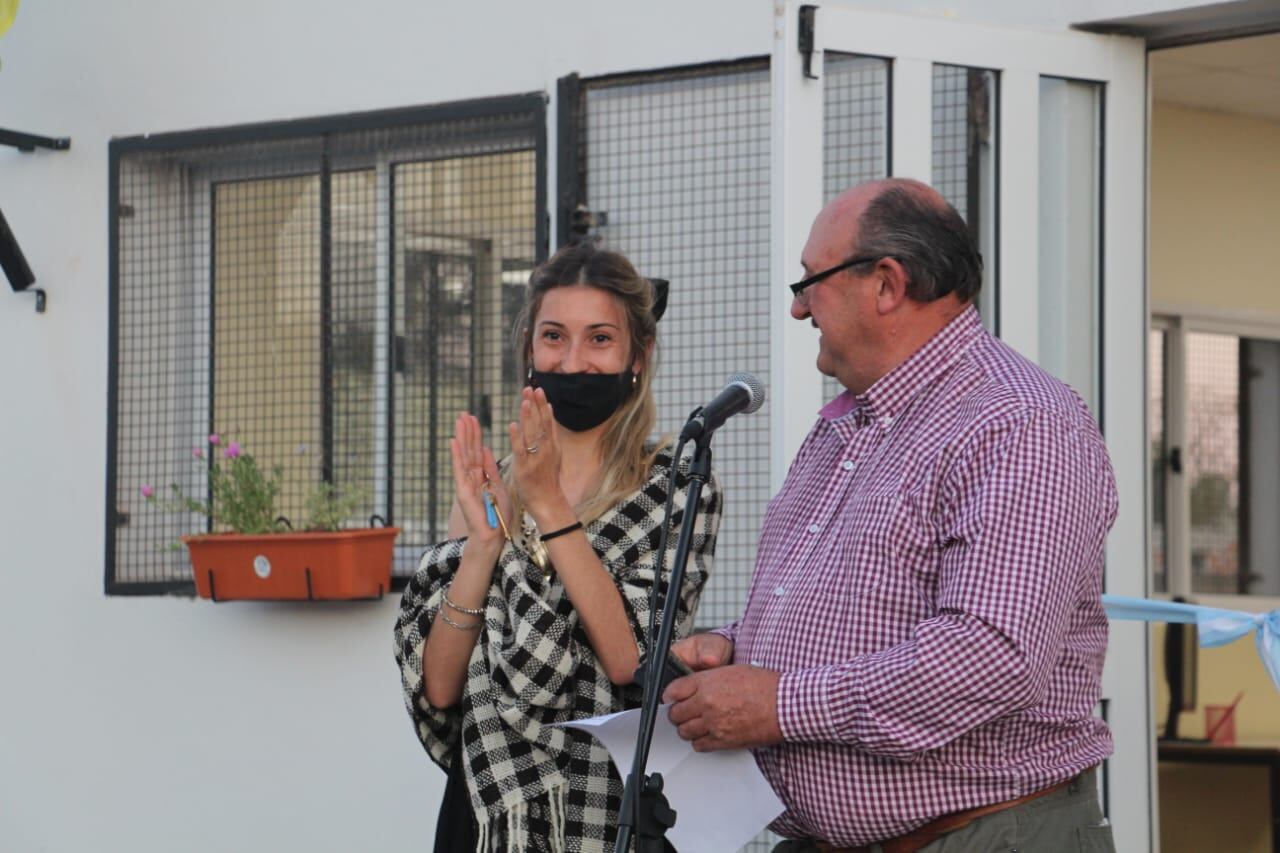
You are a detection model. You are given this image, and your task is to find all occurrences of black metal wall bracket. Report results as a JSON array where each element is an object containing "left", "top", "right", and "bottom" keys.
[
  {"left": 206, "top": 567, "right": 386, "bottom": 603},
  {"left": 0, "top": 128, "right": 71, "bottom": 152},
  {"left": 799, "top": 5, "right": 819, "bottom": 80},
  {"left": 1, "top": 130, "right": 68, "bottom": 313},
  {"left": 0, "top": 206, "right": 45, "bottom": 313}
]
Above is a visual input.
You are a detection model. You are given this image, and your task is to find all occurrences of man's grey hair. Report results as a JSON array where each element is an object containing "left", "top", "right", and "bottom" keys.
[{"left": 855, "top": 185, "right": 984, "bottom": 303}]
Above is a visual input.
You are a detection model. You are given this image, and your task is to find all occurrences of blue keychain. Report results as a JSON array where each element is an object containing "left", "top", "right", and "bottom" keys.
[
  {"left": 482, "top": 482, "right": 511, "bottom": 539},
  {"left": 483, "top": 489, "right": 500, "bottom": 529}
]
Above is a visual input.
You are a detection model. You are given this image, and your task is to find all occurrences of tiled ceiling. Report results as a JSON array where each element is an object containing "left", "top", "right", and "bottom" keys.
[{"left": 1151, "top": 32, "right": 1280, "bottom": 122}]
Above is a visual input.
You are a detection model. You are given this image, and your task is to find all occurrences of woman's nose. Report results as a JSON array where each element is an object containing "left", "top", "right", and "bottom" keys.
[{"left": 560, "top": 340, "right": 587, "bottom": 372}]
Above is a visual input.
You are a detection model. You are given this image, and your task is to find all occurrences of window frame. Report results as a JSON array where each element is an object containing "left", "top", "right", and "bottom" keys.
[
  {"left": 1152, "top": 305, "right": 1280, "bottom": 610},
  {"left": 105, "top": 95, "right": 548, "bottom": 596}
]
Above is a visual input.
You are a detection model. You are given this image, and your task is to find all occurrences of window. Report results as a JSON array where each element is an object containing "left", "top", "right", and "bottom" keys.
[
  {"left": 559, "top": 60, "right": 774, "bottom": 630},
  {"left": 1038, "top": 77, "right": 1102, "bottom": 414},
  {"left": 933, "top": 64, "right": 998, "bottom": 331},
  {"left": 822, "top": 52, "right": 890, "bottom": 405},
  {"left": 107, "top": 97, "right": 546, "bottom": 593},
  {"left": 1152, "top": 315, "right": 1280, "bottom": 599}
]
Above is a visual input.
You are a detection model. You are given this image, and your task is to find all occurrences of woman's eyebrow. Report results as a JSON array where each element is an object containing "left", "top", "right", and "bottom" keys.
[{"left": 536, "top": 320, "right": 621, "bottom": 331}]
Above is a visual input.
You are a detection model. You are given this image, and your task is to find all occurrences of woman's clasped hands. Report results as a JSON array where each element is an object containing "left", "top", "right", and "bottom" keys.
[{"left": 449, "top": 385, "right": 571, "bottom": 547}]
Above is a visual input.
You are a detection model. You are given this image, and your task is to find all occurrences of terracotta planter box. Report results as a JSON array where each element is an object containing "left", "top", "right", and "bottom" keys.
[{"left": 182, "top": 527, "right": 400, "bottom": 601}]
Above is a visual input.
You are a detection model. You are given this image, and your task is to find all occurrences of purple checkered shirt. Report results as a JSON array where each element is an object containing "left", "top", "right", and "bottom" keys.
[{"left": 719, "top": 307, "right": 1116, "bottom": 846}]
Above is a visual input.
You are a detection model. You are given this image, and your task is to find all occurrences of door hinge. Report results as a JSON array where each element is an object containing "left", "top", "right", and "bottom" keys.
[{"left": 799, "top": 5, "right": 819, "bottom": 80}]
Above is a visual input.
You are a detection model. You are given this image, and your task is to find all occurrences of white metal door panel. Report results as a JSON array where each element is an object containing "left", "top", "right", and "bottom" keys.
[{"left": 773, "top": 4, "right": 1151, "bottom": 850}]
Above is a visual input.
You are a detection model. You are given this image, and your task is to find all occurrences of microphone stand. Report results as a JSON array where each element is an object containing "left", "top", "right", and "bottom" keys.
[{"left": 613, "top": 433, "right": 713, "bottom": 853}]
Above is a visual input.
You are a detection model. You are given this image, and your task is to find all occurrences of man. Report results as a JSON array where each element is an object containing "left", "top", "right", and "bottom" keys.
[{"left": 664, "top": 179, "right": 1117, "bottom": 852}]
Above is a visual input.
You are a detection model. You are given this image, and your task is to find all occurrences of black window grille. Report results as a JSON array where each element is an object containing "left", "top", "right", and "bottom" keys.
[
  {"left": 932, "top": 63, "right": 999, "bottom": 331},
  {"left": 822, "top": 52, "right": 890, "bottom": 404},
  {"left": 106, "top": 96, "right": 546, "bottom": 594},
  {"left": 560, "top": 56, "right": 776, "bottom": 853},
  {"left": 558, "top": 59, "right": 773, "bottom": 636}
]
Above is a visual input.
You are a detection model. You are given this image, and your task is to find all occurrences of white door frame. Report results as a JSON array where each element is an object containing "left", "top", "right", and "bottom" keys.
[{"left": 770, "top": 4, "right": 1152, "bottom": 850}]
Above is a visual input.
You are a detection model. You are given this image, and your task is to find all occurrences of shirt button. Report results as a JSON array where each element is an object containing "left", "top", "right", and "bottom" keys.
[
  {"left": 750, "top": 659, "right": 763, "bottom": 667},
  {"left": 841, "top": 460, "right": 854, "bottom": 471},
  {"left": 773, "top": 585, "right": 786, "bottom": 597},
  {"left": 880, "top": 416, "right": 894, "bottom": 428},
  {"left": 807, "top": 523, "right": 820, "bottom": 534}
]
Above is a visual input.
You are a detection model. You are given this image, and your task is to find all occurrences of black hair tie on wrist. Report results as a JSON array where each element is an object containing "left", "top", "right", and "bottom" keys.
[{"left": 540, "top": 521, "right": 583, "bottom": 543}]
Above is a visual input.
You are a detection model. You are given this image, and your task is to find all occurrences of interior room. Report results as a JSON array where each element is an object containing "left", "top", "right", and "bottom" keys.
[{"left": 1148, "top": 30, "right": 1280, "bottom": 853}]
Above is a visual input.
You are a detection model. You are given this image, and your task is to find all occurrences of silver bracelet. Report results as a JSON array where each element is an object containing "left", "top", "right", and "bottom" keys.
[
  {"left": 439, "top": 609, "right": 481, "bottom": 631},
  {"left": 443, "top": 585, "right": 485, "bottom": 616}
]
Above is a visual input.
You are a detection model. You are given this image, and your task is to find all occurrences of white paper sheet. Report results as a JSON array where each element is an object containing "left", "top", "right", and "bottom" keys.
[{"left": 554, "top": 705, "right": 785, "bottom": 853}]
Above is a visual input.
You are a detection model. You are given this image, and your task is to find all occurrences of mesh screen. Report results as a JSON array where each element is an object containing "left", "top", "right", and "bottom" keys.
[
  {"left": 1185, "top": 332, "right": 1240, "bottom": 595},
  {"left": 573, "top": 62, "right": 773, "bottom": 635},
  {"left": 109, "top": 104, "right": 542, "bottom": 589},
  {"left": 821, "top": 52, "right": 890, "bottom": 403},
  {"left": 932, "top": 64, "right": 998, "bottom": 330}
]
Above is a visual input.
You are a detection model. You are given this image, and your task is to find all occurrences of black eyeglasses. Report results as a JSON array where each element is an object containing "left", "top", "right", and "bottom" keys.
[{"left": 788, "top": 255, "right": 885, "bottom": 298}]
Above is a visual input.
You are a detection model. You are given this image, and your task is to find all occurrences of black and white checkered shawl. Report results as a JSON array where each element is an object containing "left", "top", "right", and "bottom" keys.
[{"left": 395, "top": 447, "right": 722, "bottom": 852}]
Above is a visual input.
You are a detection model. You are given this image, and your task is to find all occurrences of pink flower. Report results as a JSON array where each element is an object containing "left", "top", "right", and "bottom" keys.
[
  {"left": 140, "top": 484, "right": 155, "bottom": 498},
  {"left": 223, "top": 441, "right": 241, "bottom": 459},
  {"left": 208, "top": 434, "right": 221, "bottom": 446},
  {"left": 193, "top": 447, "right": 204, "bottom": 459}
]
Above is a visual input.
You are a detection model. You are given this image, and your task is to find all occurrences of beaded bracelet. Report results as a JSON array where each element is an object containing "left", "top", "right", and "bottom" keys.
[
  {"left": 443, "top": 585, "right": 484, "bottom": 616},
  {"left": 540, "top": 521, "right": 583, "bottom": 543}
]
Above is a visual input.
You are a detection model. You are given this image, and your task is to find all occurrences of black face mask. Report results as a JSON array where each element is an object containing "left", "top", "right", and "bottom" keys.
[{"left": 530, "top": 370, "right": 635, "bottom": 432}]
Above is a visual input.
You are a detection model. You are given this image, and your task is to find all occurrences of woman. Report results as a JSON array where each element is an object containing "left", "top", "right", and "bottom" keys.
[{"left": 394, "top": 241, "right": 722, "bottom": 853}]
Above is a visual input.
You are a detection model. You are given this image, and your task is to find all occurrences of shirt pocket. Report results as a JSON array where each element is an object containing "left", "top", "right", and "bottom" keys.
[{"left": 830, "top": 490, "right": 932, "bottom": 600}]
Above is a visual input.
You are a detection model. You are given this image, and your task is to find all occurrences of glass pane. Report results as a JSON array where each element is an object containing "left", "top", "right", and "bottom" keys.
[
  {"left": 213, "top": 174, "right": 323, "bottom": 527},
  {"left": 1241, "top": 337, "right": 1280, "bottom": 595},
  {"left": 932, "top": 64, "right": 998, "bottom": 330},
  {"left": 823, "top": 52, "right": 889, "bottom": 404},
  {"left": 581, "top": 64, "right": 771, "bottom": 630},
  {"left": 1150, "top": 328, "right": 1168, "bottom": 593},
  {"left": 824, "top": 53, "right": 889, "bottom": 201},
  {"left": 330, "top": 168, "right": 379, "bottom": 527},
  {"left": 1180, "top": 331, "right": 1280, "bottom": 597},
  {"left": 393, "top": 151, "right": 536, "bottom": 549},
  {"left": 1186, "top": 332, "right": 1240, "bottom": 595},
  {"left": 1038, "top": 78, "right": 1102, "bottom": 412}
]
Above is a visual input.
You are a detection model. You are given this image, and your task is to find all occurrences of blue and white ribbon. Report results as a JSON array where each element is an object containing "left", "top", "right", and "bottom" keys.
[{"left": 1102, "top": 594, "right": 1280, "bottom": 693}]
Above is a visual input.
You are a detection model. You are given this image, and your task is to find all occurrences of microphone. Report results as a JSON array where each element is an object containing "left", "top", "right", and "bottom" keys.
[{"left": 679, "top": 372, "right": 766, "bottom": 442}]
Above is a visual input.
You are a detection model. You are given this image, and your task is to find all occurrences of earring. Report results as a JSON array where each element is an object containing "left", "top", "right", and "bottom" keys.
[
  {"left": 632, "top": 373, "right": 639, "bottom": 387},
  {"left": 527, "top": 367, "right": 533, "bottom": 385}
]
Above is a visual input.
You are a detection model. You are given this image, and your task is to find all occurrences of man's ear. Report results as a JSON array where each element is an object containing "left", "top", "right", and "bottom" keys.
[{"left": 875, "top": 258, "right": 910, "bottom": 315}]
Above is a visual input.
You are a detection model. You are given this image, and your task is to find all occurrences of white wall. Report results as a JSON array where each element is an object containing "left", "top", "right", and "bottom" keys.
[
  {"left": 0, "top": 4, "right": 769, "bottom": 851},
  {"left": 0, "top": 1, "right": 1193, "bottom": 850}
]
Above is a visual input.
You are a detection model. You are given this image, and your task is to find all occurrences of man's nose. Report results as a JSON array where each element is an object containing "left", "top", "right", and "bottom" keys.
[{"left": 790, "top": 293, "right": 810, "bottom": 321}]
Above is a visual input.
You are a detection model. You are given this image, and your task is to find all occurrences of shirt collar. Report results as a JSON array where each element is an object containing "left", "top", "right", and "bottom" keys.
[{"left": 820, "top": 305, "right": 983, "bottom": 427}]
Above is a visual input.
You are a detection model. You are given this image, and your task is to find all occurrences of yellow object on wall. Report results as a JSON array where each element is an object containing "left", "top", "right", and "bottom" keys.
[{"left": 0, "top": 0, "right": 19, "bottom": 39}]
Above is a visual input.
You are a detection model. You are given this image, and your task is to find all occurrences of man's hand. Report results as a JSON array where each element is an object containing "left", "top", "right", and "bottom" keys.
[
  {"left": 663, "top": 664, "right": 783, "bottom": 752},
  {"left": 669, "top": 632, "right": 734, "bottom": 672}
]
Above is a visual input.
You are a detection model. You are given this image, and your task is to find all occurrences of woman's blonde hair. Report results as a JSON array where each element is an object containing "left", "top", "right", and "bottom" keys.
[{"left": 508, "top": 241, "right": 663, "bottom": 523}]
